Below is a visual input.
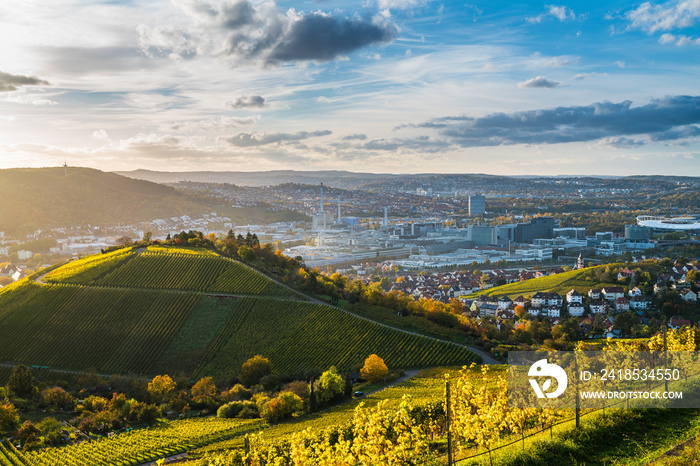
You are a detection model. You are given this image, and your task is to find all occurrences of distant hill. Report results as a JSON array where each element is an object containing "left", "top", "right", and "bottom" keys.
[
  {"left": 115, "top": 169, "right": 700, "bottom": 190},
  {"left": 0, "top": 167, "right": 307, "bottom": 235},
  {"left": 0, "top": 167, "right": 213, "bottom": 235},
  {"left": 0, "top": 247, "right": 479, "bottom": 383}
]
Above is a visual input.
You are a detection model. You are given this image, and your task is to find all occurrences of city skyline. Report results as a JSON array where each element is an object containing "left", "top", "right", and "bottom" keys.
[{"left": 1, "top": 0, "right": 700, "bottom": 176}]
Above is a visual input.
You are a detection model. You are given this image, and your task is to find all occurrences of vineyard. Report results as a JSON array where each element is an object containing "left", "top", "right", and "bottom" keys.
[
  {"left": 466, "top": 267, "right": 618, "bottom": 299},
  {"left": 0, "top": 248, "right": 480, "bottom": 379},
  {"left": 45, "top": 249, "right": 298, "bottom": 297},
  {"left": 0, "top": 284, "right": 200, "bottom": 374},
  {"left": 0, "top": 418, "right": 262, "bottom": 466},
  {"left": 43, "top": 247, "right": 135, "bottom": 284},
  {"left": 195, "top": 298, "right": 480, "bottom": 383}
]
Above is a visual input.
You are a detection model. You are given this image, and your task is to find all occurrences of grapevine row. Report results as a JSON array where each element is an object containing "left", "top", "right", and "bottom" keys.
[
  {"left": 195, "top": 298, "right": 479, "bottom": 382},
  {"left": 25, "top": 418, "right": 263, "bottom": 466},
  {"left": 0, "top": 285, "right": 199, "bottom": 374}
]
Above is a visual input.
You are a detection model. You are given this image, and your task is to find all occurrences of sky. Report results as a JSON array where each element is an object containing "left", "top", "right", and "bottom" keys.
[{"left": 1, "top": 0, "right": 700, "bottom": 176}]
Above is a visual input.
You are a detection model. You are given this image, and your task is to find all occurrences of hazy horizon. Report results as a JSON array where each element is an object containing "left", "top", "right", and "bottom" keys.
[{"left": 1, "top": 0, "right": 700, "bottom": 176}]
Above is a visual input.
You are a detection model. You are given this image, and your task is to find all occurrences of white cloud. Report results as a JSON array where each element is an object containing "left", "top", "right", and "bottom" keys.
[
  {"left": 4, "top": 88, "right": 58, "bottom": 106},
  {"left": 517, "top": 76, "right": 560, "bottom": 88},
  {"left": 626, "top": 0, "right": 700, "bottom": 34},
  {"left": 658, "top": 32, "right": 700, "bottom": 45},
  {"left": 527, "top": 5, "right": 578, "bottom": 23},
  {"left": 164, "top": 116, "right": 257, "bottom": 132},
  {"left": 91, "top": 130, "right": 110, "bottom": 140}
]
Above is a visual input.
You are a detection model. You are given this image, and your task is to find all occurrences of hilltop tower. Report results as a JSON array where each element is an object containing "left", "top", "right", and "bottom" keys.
[{"left": 63, "top": 161, "right": 68, "bottom": 176}]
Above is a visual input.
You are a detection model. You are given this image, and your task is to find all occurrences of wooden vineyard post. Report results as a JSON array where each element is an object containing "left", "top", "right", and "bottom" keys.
[
  {"left": 446, "top": 381, "right": 453, "bottom": 466},
  {"left": 244, "top": 435, "right": 250, "bottom": 466}
]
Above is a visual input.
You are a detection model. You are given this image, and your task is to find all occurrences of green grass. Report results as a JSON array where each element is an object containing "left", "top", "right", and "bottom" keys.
[
  {"left": 487, "top": 408, "right": 700, "bottom": 466},
  {"left": 466, "top": 267, "right": 618, "bottom": 299}
]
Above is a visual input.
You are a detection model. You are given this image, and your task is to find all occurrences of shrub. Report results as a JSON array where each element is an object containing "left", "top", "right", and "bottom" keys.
[{"left": 217, "top": 400, "right": 259, "bottom": 419}]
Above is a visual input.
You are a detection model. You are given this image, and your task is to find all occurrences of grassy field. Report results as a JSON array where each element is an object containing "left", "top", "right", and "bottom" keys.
[{"left": 465, "top": 267, "right": 618, "bottom": 299}]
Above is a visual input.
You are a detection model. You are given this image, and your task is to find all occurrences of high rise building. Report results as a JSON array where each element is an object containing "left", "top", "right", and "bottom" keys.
[{"left": 468, "top": 195, "right": 485, "bottom": 216}]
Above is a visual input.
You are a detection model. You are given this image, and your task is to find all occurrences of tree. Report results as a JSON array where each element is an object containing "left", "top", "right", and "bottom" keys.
[
  {"left": 9, "top": 365, "right": 34, "bottom": 397},
  {"left": 116, "top": 236, "right": 133, "bottom": 247},
  {"left": 316, "top": 366, "right": 345, "bottom": 404},
  {"left": 360, "top": 354, "right": 389, "bottom": 383},
  {"left": 191, "top": 377, "right": 217, "bottom": 406},
  {"left": 238, "top": 245, "right": 256, "bottom": 262},
  {"left": 142, "top": 231, "right": 153, "bottom": 243},
  {"left": 240, "top": 355, "right": 273, "bottom": 387},
  {"left": 148, "top": 375, "right": 176, "bottom": 403},
  {"left": 0, "top": 402, "right": 19, "bottom": 433},
  {"left": 514, "top": 304, "right": 527, "bottom": 320}
]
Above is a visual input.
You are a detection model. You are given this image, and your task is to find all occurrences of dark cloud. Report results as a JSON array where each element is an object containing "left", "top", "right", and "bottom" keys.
[
  {"left": 0, "top": 71, "right": 49, "bottom": 92},
  {"left": 342, "top": 133, "right": 367, "bottom": 140},
  {"left": 267, "top": 15, "right": 396, "bottom": 63},
  {"left": 410, "top": 95, "right": 700, "bottom": 147},
  {"left": 223, "top": 130, "right": 332, "bottom": 147},
  {"left": 518, "top": 76, "right": 560, "bottom": 88},
  {"left": 144, "top": 0, "right": 397, "bottom": 65},
  {"left": 226, "top": 94, "right": 265, "bottom": 108}
]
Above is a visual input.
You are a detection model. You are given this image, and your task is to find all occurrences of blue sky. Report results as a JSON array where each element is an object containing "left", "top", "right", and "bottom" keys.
[{"left": 0, "top": 0, "right": 699, "bottom": 175}]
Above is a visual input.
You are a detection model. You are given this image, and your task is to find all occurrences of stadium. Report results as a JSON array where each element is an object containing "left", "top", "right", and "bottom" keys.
[{"left": 637, "top": 215, "right": 700, "bottom": 233}]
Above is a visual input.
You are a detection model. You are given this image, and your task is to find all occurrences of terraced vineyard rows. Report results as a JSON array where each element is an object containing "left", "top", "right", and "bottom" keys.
[
  {"left": 43, "top": 247, "right": 135, "bottom": 284},
  {"left": 24, "top": 418, "right": 263, "bottom": 466},
  {"left": 76, "top": 252, "right": 298, "bottom": 297},
  {"left": 196, "top": 298, "right": 480, "bottom": 383},
  {"left": 0, "top": 440, "right": 27, "bottom": 466},
  {"left": 0, "top": 285, "right": 200, "bottom": 374}
]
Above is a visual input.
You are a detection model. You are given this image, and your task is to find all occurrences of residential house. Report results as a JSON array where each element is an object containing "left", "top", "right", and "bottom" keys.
[
  {"left": 614, "top": 297, "right": 630, "bottom": 312},
  {"left": 589, "top": 300, "right": 606, "bottom": 314},
  {"left": 545, "top": 306, "right": 561, "bottom": 318},
  {"left": 566, "top": 289, "right": 583, "bottom": 304},
  {"left": 669, "top": 315, "right": 692, "bottom": 330},
  {"left": 617, "top": 268, "right": 634, "bottom": 281},
  {"left": 679, "top": 289, "right": 698, "bottom": 303},
  {"left": 629, "top": 296, "right": 652, "bottom": 310},
  {"left": 628, "top": 287, "right": 643, "bottom": 297},
  {"left": 601, "top": 286, "right": 625, "bottom": 302},
  {"left": 513, "top": 296, "right": 527, "bottom": 306},
  {"left": 497, "top": 296, "right": 513, "bottom": 310},
  {"left": 531, "top": 292, "right": 562, "bottom": 308},
  {"left": 568, "top": 304, "right": 585, "bottom": 317},
  {"left": 588, "top": 288, "right": 601, "bottom": 300}
]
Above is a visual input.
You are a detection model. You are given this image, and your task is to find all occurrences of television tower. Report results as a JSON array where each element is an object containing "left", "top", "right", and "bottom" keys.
[{"left": 63, "top": 161, "right": 68, "bottom": 176}]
